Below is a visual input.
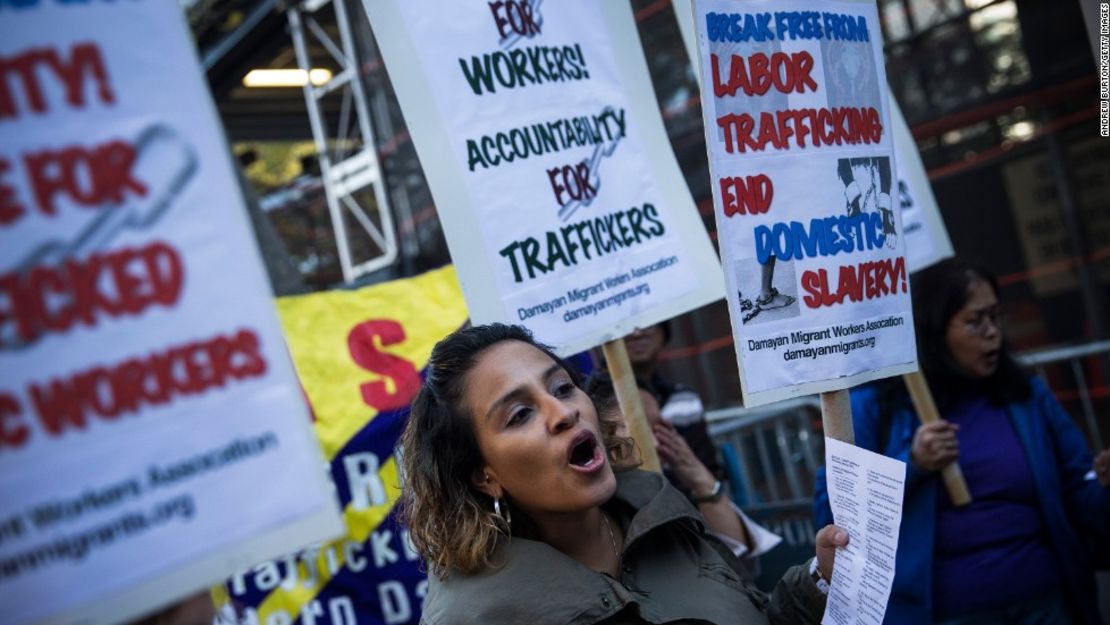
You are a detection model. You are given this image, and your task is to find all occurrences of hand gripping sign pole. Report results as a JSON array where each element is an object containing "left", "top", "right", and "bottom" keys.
[
  {"left": 825, "top": 377, "right": 970, "bottom": 504},
  {"left": 602, "top": 338, "right": 663, "bottom": 472},
  {"left": 903, "top": 370, "right": 973, "bottom": 505},
  {"left": 890, "top": 101, "right": 971, "bottom": 506}
]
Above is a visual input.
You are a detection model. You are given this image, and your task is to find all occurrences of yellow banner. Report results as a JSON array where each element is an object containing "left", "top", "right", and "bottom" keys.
[{"left": 215, "top": 265, "right": 467, "bottom": 625}]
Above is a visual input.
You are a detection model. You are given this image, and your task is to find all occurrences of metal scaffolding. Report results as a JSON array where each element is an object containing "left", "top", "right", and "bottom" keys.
[{"left": 287, "top": 0, "right": 397, "bottom": 283}]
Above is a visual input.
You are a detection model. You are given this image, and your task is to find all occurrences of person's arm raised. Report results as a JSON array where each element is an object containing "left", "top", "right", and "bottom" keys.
[{"left": 654, "top": 423, "right": 751, "bottom": 550}]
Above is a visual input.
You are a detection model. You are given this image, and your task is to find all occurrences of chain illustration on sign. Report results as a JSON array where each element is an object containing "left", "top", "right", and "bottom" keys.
[
  {"left": 555, "top": 106, "right": 624, "bottom": 223},
  {"left": 2, "top": 124, "right": 198, "bottom": 351}
]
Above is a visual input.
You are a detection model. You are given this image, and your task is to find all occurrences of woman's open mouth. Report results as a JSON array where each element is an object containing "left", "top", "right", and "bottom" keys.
[{"left": 567, "top": 430, "right": 605, "bottom": 474}]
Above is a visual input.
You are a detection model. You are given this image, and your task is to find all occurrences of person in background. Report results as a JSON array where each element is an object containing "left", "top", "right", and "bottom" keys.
[
  {"left": 623, "top": 321, "right": 721, "bottom": 484},
  {"left": 585, "top": 372, "right": 782, "bottom": 568},
  {"left": 403, "top": 323, "right": 848, "bottom": 625},
  {"left": 814, "top": 258, "right": 1110, "bottom": 625}
]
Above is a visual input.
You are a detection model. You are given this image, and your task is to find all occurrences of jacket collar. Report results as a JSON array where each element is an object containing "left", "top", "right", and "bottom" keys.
[
  {"left": 610, "top": 469, "right": 704, "bottom": 550},
  {"left": 422, "top": 470, "right": 703, "bottom": 625}
]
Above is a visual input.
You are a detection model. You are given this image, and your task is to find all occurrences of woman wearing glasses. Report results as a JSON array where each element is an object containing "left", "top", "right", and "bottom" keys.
[{"left": 814, "top": 258, "right": 1110, "bottom": 625}]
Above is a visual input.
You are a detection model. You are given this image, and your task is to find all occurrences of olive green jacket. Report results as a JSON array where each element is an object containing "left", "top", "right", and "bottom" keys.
[{"left": 420, "top": 469, "right": 826, "bottom": 625}]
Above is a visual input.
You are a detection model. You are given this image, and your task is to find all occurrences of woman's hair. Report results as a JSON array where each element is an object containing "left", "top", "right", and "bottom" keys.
[
  {"left": 583, "top": 370, "right": 657, "bottom": 418},
  {"left": 903, "top": 257, "right": 1030, "bottom": 409},
  {"left": 399, "top": 323, "right": 638, "bottom": 576}
]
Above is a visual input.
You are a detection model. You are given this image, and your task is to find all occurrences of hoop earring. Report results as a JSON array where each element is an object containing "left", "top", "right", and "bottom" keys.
[{"left": 493, "top": 497, "right": 512, "bottom": 530}]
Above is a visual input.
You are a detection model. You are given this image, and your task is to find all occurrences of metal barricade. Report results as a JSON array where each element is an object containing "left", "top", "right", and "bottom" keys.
[
  {"left": 706, "top": 397, "right": 821, "bottom": 510},
  {"left": 1016, "top": 339, "right": 1110, "bottom": 450},
  {"left": 706, "top": 340, "right": 1110, "bottom": 507},
  {"left": 706, "top": 399, "right": 823, "bottom": 592}
]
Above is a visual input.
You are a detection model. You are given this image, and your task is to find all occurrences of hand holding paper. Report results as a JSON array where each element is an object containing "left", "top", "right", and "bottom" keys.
[
  {"left": 822, "top": 438, "right": 906, "bottom": 625},
  {"left": 815, "top": 524, "right": 851, "bottom": 582}
]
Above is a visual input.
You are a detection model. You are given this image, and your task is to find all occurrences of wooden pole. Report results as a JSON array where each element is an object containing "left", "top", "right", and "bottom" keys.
[
  {"left": 820, "top": 390, "right": 855, "bottom": 445},
  {"left": 601, "top": 338, "right": 662, "bottom": 472},
  {"left": 903, "top": 370, "right": 972, "bottom": 506}
]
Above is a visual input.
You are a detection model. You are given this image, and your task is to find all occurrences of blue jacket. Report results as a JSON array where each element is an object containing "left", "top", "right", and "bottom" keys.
[{"left": 813, "top": 378, "right": 1110, "bottom": 625}]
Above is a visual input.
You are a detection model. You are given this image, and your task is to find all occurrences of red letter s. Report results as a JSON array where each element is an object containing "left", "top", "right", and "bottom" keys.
[{"left": 347, "top": 320, "right": 421, "bottom": 412}]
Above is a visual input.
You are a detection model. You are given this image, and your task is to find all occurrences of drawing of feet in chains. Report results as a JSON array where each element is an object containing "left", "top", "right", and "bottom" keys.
[
  {"left": 736, "top": 255, "right": 799, "bottom": 326},
  {"left": 741, "top": 287, "right": 796, "bottom": 324}
]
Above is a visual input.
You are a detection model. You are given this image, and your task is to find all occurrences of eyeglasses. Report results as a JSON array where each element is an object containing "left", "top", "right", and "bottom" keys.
[{"left": 955, "top": 307, "right": 1003, "bottom": 336}]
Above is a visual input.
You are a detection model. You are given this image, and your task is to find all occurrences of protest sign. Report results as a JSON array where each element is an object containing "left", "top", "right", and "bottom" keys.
[
  {"left": 679, "top": 0, "right": 965, "bottom": 502},
  {"left": 691, "top": 0, "right": 918, "bottom": 406},
  {"left": 215, "top": 266, "right": 469, "bottom": 625},
  {"left": 673, "top": 0, "right": 951, "bottom": 274},
  {"left": 362, "top": 0, "right": 724, "bottom": 357},
  {"left": 888, "top": 102, "right": 952, "bottom": 273},
  {"left": 0, "top": 3, "right": 343, "bottom": 624}
]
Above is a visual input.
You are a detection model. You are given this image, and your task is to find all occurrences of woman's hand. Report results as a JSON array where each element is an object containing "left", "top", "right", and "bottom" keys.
[
  {"left": 654, "top": 422, "right": 754, "bottom": 550},
  {"left": 653, "top": 422, "right": 716, "bottom": 495},
  {"left": 910, "top": 420, "right": 960, "bottom": 471},
  {"left": 815, "top": 524, "right": 849, "bottom": 582},
  {"left": 1095, "top": 449, "right": 1110, "bottom": 487}
]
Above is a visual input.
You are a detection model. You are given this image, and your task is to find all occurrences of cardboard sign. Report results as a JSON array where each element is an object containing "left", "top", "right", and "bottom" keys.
[
  {"left": 672, "top": 0, "right": 952, "bottom": 273},
  {"left": 363, "top": 0, "right": 724, "bottom": 356},
  {"left": 215, "top": 266, "right": 469, "bottom": 625},
  {"left": 691, "top": 0, "right": 918, "bottom": 406},
  {"left": 0, "top": 3, "right": 342, "bottom": 624}
]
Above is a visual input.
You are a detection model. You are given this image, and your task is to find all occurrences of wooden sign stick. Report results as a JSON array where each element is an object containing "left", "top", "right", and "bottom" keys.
[
  {"left": 601, "top": 338, "right": 662, "bottom": 473},
  {"left": 903, "top": 370, "right": 972, "bottom": 506},
  {"left": 821, "top": 390, "right": 855, "bottom": 445}
]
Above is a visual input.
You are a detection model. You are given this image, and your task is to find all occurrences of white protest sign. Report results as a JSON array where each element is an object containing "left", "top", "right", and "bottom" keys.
[
  {"left": 673, "top": 0, "right": 952, "bottom": 274},
  {"left": 691, "top": 0, "right": 918, "bottom": 406},
  {"left": 363, "top": 0, "right": 724, "bottom": 356},
  {"left": 887, "top": 88, "right": 952, "bottom": 273},
  {"left": 0, "top": 3, "right": 344, "bottom": 625}
]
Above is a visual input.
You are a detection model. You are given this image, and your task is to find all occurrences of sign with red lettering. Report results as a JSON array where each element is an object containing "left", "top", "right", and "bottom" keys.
[
  {"left": 0, "top": 3, "right": 343, "bottom": 625},
  {"left": 691, "top": 0, "right": 918, "bottom": 406},
  {"left": 671, "top": 0, "right": 953, "bottom": 275},
  {"left": 362, "top": 0, "right": 725, "bottom": 356}
]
